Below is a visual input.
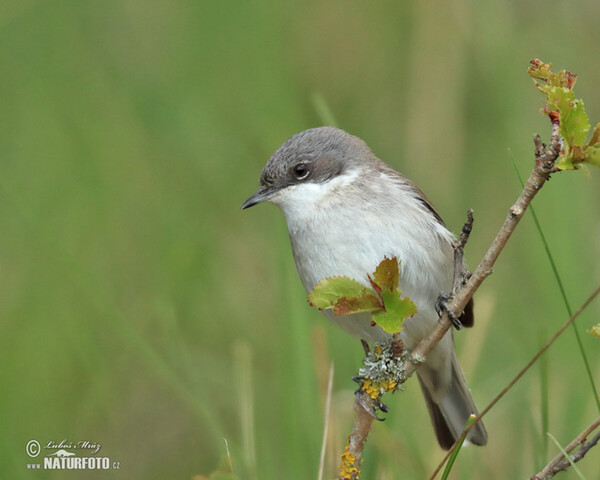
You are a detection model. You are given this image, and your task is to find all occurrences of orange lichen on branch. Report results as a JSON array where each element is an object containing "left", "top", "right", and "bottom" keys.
[
  {"left": 339, "top": 444, "right": 360, "bottom": 480},
  {"left": 361, "top": 378, "right": 397, "bottom": 400}
]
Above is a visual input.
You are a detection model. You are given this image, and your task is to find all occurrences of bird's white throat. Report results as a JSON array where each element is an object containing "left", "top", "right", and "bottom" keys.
[{"left": 267, "top": 168, "right": 361, "bottom": 225}]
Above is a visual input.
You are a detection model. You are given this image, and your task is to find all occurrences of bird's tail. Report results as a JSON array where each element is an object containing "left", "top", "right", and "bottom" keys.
[{"left": 417, "top": 352, "right": 488, "bottom": 450}]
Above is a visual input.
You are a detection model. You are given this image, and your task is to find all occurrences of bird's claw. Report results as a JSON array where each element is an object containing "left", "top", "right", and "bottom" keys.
[
  {"left": 435, "top": 293, "right": 463, "bottom": 330},
  {"left": 354, "top": 388, "right": 387, "bottom": 421},
  {"left": 360, "top": 339, "right": 370, "bottom": 356}
]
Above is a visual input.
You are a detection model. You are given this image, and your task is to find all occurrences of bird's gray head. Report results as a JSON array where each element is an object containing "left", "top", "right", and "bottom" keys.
[{"left": 241, "top": 126, "right": 374, "bottom": 209}]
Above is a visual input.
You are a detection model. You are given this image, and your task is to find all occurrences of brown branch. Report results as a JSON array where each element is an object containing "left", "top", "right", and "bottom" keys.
[
  {"left": 428, "top": 284, "right": 600, "bottom": 480},
  {"left": 339, "top": 392, "right": 377, "bottom": 480},
  {"left": 341, "top": 125, "right": 561, "bottom": 475},
  {"left": 531, "top": 416, "right": 600, "bottom": 479}
]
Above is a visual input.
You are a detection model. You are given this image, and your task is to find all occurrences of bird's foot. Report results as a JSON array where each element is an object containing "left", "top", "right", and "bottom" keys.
[
  {"left": 353, "top": 387, "right": 387, "bottom": 421},
  {"left": 435, "top": 293, "right": 463, "bottom": 330}
]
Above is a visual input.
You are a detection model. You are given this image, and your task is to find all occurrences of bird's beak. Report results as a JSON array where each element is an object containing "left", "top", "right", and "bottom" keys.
[{"left": 241, "top": 186, "right": 276, "bottom": 209}]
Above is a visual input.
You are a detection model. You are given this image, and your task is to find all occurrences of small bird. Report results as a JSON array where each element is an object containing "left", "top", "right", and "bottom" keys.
[{"left": 242, "top": 126, "right": 487, "bottom": 449}]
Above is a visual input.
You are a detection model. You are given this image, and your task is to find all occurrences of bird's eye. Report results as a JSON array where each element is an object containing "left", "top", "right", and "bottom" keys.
[{"left": 293, "top": 163, "right": 309, "bottom": 179}]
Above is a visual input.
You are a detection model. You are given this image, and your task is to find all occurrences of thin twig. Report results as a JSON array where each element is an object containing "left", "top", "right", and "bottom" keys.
[
  {"left": 568, "top": 431, "right": 600, "bottom": 465},
  {"left": 348, "top": 393, "right": 377, "bottom": 461},
  {"left": 428, "top": 284, "right": 600, "bottom": 480},
  {"left": 532, "top": 416, "right": 600, "bottom": 479},
  {"left": 338, "top": 392, "right": 377, "bottom": 480}
]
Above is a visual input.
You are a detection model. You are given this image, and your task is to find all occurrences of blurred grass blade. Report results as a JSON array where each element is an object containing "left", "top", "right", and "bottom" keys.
[
  {"left": 539, "top": 330, "right": 549, "bottom": 463},
  {"left": 234, "top": 342, "right": 257, "bottom": 480},
  {"left": 224, "top": 438, "right": 235, "bottom": 474},
  {"left": 547, "top": 433, "right": 587, "bottom": 480},
  {"left": 311, "top": 92, "right": 339, "bottom": 127},
  {"left": 510, "top": 151, "right": 600, "bottom": 413},
  {"left": 317, "top": 362, "right": 334, "bottom": 480},
  {"left": 440, "top": 415, "right": 476, "bottom": 480}
]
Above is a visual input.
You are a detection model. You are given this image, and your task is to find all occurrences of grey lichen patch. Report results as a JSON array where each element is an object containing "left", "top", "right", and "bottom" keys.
[
  {"left": 410, "top": 352, "right": 426, "bottom": 365},
  {"left": 358, "top": 338, "right": 411, "bottom": 388}
]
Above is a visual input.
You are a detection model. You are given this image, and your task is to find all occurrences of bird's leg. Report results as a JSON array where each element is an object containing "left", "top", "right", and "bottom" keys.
[
  {"left": 436, "top": 209, "right": 475, "bottom": 330},
  {"left": 452, "top": 209, "right": 474, "bottom": 294}
]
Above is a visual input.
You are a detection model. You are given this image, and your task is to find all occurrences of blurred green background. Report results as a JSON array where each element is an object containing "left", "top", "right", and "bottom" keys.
[{"left": 1, "top": 0, "right": 599, "bottom": 478}]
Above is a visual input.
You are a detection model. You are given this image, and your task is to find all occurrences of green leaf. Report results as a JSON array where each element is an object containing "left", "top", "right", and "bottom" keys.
[
  {"left": 369, "top": 257, "right": 417, "bottom": 333},
  {"left": 561, "top": 99, "right": 590, "bottom": 146},
  {"left": 372, "top": 257, "right": 399, "bottom": 292},
  {"left": 528, "top": 59, "right": 578, "bottom": 89},
  {"left": 308, "top": 277, "right": 382, "bottom": 315},
  {"left": 372, "top": 291, "right": 417, "bottom": 334},
  {"left": 528, "top": 60, "right": 600, "bottom": 170},
  {"left": 332, "top": 293, "right": 383, "bottom": 315},
  {"left": 307, "top": 257, "right": 417, "bottom": 330},
  {"left": 541, "top": 85, "right": 573, "bottom": 114},
  {"left": 539, "top": 85, "right": 591, "bottom": 148},
  {"left": 556, "top": 155, "right": 576, "bottom": 171},
  {"left": 308, "top": 277, "right": 367, "bottom": 309}
]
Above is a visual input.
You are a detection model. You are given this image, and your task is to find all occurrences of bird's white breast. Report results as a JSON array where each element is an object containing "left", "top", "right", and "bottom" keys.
[{"left": 269, "top": 168, "right": 456, "bottom": 344}]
